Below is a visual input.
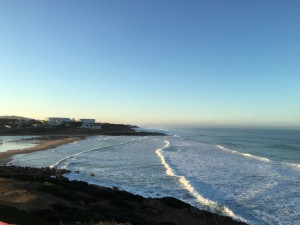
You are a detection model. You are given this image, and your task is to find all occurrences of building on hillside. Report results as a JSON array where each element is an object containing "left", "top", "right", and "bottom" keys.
[
  {"left": 47, "top": 117, "right": 72, "bottom": 126},
  {"left": 90, "top": 124, "right": 101, "bottom": 129},
  {"left": 80, "top": 118, "right": 101, "bottom": 129},
  {"left": 80, "top": 119, "right": 96, "bottom": 124}
]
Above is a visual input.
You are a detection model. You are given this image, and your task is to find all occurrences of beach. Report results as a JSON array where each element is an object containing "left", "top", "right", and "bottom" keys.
[
  {"left": 0, "top": 124, "right": 164, "bottom": 165},
  {"left": 1, "top": 127, "right": 299, "bottom": 225},
  {"left": 0, "top": 134, "right": 248, "bottom": 225},
  {"left": 0, "top": 136, "right": 83, "bottom": 164},
  {"left": 7, "top": 128, "right": 300, "bottom": 225}
]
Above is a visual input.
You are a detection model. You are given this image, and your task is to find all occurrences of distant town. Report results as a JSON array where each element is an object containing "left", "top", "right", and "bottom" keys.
[{"left": 0, "top": 116, "right": 101, "bottom": 130}]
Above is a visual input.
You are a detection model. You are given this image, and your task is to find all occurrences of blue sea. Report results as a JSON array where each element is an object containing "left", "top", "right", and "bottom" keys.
[{"left": 9, "top": 127, "right": 300, "bottom": 225}]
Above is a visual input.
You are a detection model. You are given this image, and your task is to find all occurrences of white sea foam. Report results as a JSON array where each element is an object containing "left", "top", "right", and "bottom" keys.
[
  {"left": 285, "top": 163, "right": 300, "bottom": 170},
  {"left": 155, "top": 141, "right": 245, "bottom": 222},
  {"left": 13, "top": 129, "right": 299, "bottom": 225},
  {"left": 155, "top": 141, "right": 175, "bottom": 176},
  {"left": 50, "top": 147, "right": 99, "bottom": 168},
  {"left": 216, "top": 145, "right": 271, "bottom": 162},
  {"left": 50, "top": 137, "right": 147, "bottom": 169}
]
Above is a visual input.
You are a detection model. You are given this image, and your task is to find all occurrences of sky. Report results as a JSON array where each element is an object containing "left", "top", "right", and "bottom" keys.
[{"left": 0, "top": 0, "right": 299, "bottom": 127}]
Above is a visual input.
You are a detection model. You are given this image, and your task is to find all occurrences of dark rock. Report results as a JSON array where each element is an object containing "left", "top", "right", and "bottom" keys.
[
  {"left": 79, "top": 200, "right": 86, "bottom": 206},
  {"left": 161, "top": 197, "right": 191, "bottom": 209},
  {"left": 0, "top": 166, "right": 248, "bottom": 225}
]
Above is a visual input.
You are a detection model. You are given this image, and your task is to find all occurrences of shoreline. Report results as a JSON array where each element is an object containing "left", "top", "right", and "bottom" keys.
[
  {"left": 0, "top": 166, "right": 247, "bottom": 225},
  {"left": 0, "top": 136, "right": 84, "bottom": 165},
  {"left": 0, "top": 125, "right": 166, "bottom": 165},
  {"left": 0, "top": 134, "right": 249, "bottom": 224}
]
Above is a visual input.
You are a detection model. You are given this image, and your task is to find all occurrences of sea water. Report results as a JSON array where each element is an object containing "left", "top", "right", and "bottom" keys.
[
  {"left": 10, "top": 128, "right": 300, "bottom": 225},
  {"left": 0, "top": 136, "right": 39, "bottom": 153}
]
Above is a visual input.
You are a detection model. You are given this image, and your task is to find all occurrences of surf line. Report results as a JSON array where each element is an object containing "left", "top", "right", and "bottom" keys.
[
  {"left": 50, "top": 147, "right": 99, "bottom": 169},
  {"left": 216, "top": 145, "right": 271, "bottom": 162},
  {"left": 50, "top": 136, "right": 147, "bottom": 169},
  {"left": 155, "top": 140, "right": 245, "bottom": 222}
]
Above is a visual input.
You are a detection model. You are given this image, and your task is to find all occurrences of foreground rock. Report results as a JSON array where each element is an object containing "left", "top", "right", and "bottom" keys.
[{"left": 0, "top": 166, "right": 247, "bottom": 225}]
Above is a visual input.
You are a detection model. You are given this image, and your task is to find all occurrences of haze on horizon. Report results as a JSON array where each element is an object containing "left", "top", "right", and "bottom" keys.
[{"left": 1, "top": 1, "right": 299, "bottom": 128}]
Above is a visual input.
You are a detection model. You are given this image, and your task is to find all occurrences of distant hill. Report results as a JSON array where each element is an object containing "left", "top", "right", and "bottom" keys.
[{"left": 0, "top": 115, "right": 33, "bottom": 120}]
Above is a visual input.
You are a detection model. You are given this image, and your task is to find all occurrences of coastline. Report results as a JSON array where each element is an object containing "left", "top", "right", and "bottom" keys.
[
  {"left": 0, "top": 136, "right": 84, "bottom": 165},
  {"left": 0, "top": 124, "right": 165, "bottom": 165},
  {"left": 0, "top": 166, "right": 247, "bottom": 225},
  {"left": 0, "top": 128, "right": 248, "bottom": 224},
  {"left": 0, "top": 124, "right": 166, "bottom": 136}
]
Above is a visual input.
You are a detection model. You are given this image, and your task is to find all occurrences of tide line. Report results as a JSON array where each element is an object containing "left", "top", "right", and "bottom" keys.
[{"left": 156, "top": 141, "right": 246, "bottom": 222}]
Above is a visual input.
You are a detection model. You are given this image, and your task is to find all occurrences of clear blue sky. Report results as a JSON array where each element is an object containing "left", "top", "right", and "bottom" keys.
[{"left": 1, "top": 0, "right": 299, "bottom": 127}]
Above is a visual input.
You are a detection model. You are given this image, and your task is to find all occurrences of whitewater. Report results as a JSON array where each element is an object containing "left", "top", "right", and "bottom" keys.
[{"left": 10, "top": 128, "right": 300, "bottom": 225}]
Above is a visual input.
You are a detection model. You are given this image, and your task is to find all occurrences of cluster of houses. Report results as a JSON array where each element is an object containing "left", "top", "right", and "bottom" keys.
[
  {"left": 47, "top": 117, "right": 101, "bottom": 129},
  {"left": 0, "top": 116, "right": 101, "bottom": 130}
]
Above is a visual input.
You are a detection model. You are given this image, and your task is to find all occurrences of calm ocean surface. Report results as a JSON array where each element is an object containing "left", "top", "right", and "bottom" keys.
[
  {"left": 10, "top": 127, "right": 300, "bottom": 225},
  {"left": 0, "top": 136, "right": 38, "bottom": 153}
]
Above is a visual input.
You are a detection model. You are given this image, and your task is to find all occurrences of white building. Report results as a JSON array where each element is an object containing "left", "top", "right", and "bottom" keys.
[
  {"left": 80, "top": 118, "right": 101, "bottom": 129},
  {"left": 47, "top": 117, "right": 72, "bottom": 126},
  {"left": 80, "top": 119, "right": 96, "bottom": 124}
]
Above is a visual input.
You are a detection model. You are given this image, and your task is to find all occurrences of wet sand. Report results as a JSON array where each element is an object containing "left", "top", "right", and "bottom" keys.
[{"left": 0, "top": 136, "right": 83, "bottom": 164}]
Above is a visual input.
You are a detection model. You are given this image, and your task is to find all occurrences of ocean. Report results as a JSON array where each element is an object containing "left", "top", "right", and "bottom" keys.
[
  {"left": 0, "top": 135, "right": 38, "bottom": 153},
  {"left": 9, "top": 127, "right": 300, "bottom": 225}
]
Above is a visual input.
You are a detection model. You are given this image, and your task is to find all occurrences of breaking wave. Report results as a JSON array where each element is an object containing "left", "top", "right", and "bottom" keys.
[
  {"left": 216, "top": 145, "right": 271, "bottom": 162},
  {"left": 50, "top": 137, "right": 147, "bottom": 169},
  {"left": 155, "top": 141, "right": 245, "bottom": 222},
  {"left": 286, "top": 163, "right": 300, "bottom": 170}
]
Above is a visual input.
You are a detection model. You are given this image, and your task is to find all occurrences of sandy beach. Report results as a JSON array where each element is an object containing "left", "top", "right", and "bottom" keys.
[{"left": 0, "top": 136, "right": 83, "bottom": 164}]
